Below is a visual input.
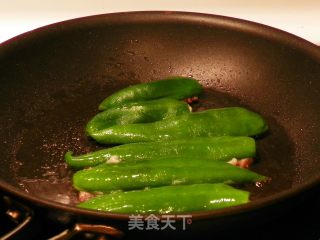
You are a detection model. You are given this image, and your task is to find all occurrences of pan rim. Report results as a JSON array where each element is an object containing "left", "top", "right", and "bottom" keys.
[{"left": 0, "top": 11, "right": 319, "bottom": 221}]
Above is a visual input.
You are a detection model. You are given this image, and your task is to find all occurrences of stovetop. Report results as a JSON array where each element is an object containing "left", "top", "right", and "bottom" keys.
[{"left": 1, "top": 192, "right": 319, "bottom": 240}]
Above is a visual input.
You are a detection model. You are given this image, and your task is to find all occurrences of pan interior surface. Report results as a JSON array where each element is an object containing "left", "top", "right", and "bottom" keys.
[{"left": 0, "top": 12, "right": 319, "bottom": 216}]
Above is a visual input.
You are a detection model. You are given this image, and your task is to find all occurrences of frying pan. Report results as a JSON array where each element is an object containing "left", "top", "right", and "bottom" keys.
[{"left": 0, "top": 11, "right": 320, "bottom": 239}]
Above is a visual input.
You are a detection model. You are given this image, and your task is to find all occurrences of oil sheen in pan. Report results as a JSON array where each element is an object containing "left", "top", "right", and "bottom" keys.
[{"left": 12, "top": 84, "right": 295, "bottom": 206}]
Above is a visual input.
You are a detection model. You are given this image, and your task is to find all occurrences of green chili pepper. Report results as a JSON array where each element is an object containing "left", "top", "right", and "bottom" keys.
[
  {"left": 98, "top": 77, "right": 202, "bottom": 110},
  {"left": 77, "top": 183, "right": 250, "bottom": 213},
  {"left": 73, "top": 157, "right": 266, "bottom": 192},
  {"left": 65, "top": 136, "right": 255, "bottom": 168},
  {"left": 90, "top": 107, "right": 268, "bottom": 144},
  {"left": 86, "top": 98, "right": 191, "bottom": 135}
]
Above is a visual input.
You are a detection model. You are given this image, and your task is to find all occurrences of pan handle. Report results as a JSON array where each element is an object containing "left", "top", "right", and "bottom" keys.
[{"left": 48, "top": 223, "right": 125, "bottom": 240}]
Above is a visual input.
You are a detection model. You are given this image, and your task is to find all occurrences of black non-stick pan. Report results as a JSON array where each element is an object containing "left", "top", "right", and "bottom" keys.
[{"left": 0, "top": 11, "right": 319, "bottom": 239}]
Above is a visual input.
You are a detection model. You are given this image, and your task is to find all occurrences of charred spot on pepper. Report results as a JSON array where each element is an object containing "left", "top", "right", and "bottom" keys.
[
  {"left": 228, "top": 158, "right": 254, "bottom": 169},
  {"left": 183, "top": 96, "right": 199, "bottom": 104}
]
